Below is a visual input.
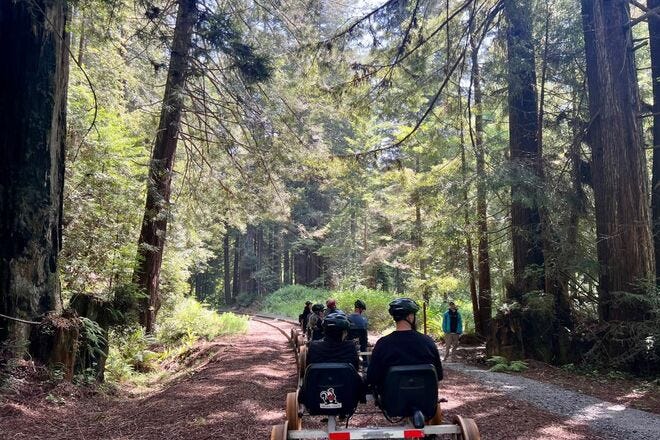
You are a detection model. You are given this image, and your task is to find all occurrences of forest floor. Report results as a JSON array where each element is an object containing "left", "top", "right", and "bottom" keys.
[{"left": 0, "top": 320, "right": 657, "bottom": 439}]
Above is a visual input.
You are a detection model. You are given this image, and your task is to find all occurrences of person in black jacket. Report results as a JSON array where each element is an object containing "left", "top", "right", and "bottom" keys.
[
  {"left": 366, "top": 298, "right": 443, "bottom": 390},
  {"left": 307, "top": 303, "right": 325, "bottom": 341},
  {"left": 307, "top": 311, "right": 359, "bottom": 370},
  {"left": 299, "top": 300, "right": 312, "bottom": 332}
]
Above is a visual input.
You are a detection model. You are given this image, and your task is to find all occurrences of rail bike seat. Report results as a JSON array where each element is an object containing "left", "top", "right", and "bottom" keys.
[
  {"left": 299, "top": 362, "right": 364, "bottom": 418},
  {"left": 377, "top": 364, "right": 438, "bottom": 424}
]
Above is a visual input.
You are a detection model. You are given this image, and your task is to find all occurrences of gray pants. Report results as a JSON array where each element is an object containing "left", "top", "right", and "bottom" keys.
[{"left": 444, "top": 333, "right": 460, "bottom": 360}]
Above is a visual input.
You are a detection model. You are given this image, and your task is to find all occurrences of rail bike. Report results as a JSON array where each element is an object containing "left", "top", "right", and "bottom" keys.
[{"left": 273, "top": 334, "right": 480, "bottom": 440}]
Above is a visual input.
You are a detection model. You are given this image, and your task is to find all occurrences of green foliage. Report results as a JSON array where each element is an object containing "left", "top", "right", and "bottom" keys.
[
  {"left": 333, "top": 288, "right": 398, "bottom": 333},
  {"left": 105, "top": 328, "right": 158, "bottom": 380},
  {"left": 235, "top": 291, "right": 257, "bottom": 307},
  {"left": 79, "top": 317, "right": 107, "bottom": 362},
  {"left": 486, "top": 356, "right": 529, "bottom": 373},
  {"left": 261, "top": 285, "right": 329, "bottom": 318},
  {"left": 157, "top": 297, "right": 248, "bottom": 344},
  {"left": 262, "top": 285, "right": 401, "bottom": 333}
]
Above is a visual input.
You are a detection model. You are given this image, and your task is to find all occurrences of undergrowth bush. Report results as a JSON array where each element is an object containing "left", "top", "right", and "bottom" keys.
[
  {"left": 105, "top": 327, "right": 158, "bottom": 382},
  {"left": 261, "top": 285, "right": 328, "bottom": 317},
  {"left": 106, "top": 298, "right": 248, "bottom": 383},
  {"left": 486, "top": 356, "right": 528, "bottom": 373},
  {"left": 158, "top": 297, "right": 248, "bottom": 343}
]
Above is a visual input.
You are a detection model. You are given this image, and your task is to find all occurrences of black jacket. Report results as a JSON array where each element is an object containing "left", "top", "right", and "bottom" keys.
[
  {"left": 307, "top": 338, "right": 360, "bottom": 370},
  {"left": 366, "top": 330, "right": 443, "bottom": 388}
]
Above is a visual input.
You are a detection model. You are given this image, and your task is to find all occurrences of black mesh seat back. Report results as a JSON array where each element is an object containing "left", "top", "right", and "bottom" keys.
[
  {"left": 302, "top": 363, "right": 363, "bottom": 417},
  {"left": 380, "top": 364, "right": 438, "bottom": 419}
]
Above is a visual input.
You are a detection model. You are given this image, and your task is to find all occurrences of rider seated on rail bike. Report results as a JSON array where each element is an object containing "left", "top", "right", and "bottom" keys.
[
  {"left": 324, "top": 298, "right": 343, "bottom": 317},
  {"left": 307, "top": 303, "right": 325, "bottom": 341},
  {"left": 347, "top": 299, "right": 369, "bottom": 367},
  {"left": 299, "top": 300, "right": 312, "bottom": 332},
  {"left": 307, "top": 311, "right": 360, "bottom": 369},
  {"left": 366, "top": 298, "right": 443, "bottom": 394}
]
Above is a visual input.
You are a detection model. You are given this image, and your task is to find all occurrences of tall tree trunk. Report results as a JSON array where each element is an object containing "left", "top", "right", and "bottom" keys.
[
  {"left": 470, "top": 28, "right": 492, "bottom": 337},
  {"left": 223, "top": 225, "right": 231, "bottom": 305},
  {"left": 581, "top": 0, "right": 654, "bottom": 321},
  {"left": 460, "top": 123, "right": 480, "bottom": 335},
  {"left": 504, "top": 0, "right": 545, "bottom": 299},
  {"left": 134, "top": 0, "right": 197, "bottom": 333},
  {"left": 232, "top": 232, "right": 240, "bottom": 298},
  {"left": 0, "top": 0, "right": 68, "bottom": 348},
  {"left": 283, "top": 247, "right": 291, "bottom": 285},
  {"left": 649, "top": 0, "right": 660, "bottom": 284},
  {"left": 459, "top": 77, "right": 480, "bottom": 335}
]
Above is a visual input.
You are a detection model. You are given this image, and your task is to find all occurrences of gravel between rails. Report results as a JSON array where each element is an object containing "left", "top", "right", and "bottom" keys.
[{"left": 445, "top": 362, "right": 660, "bottom": 440}]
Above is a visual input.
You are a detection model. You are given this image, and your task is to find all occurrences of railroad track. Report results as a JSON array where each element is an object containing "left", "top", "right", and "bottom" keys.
[{"left": 234, "top": 311, "right": 305, "bottom": 356}]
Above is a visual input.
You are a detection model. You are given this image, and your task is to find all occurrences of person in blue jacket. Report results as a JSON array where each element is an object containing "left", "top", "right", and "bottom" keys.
[
  {"left": 347, "top": 299, "right": 369, "bottom": 367},
  {"left": 442, "top": 301, "right": 463, "bottom": 361}
]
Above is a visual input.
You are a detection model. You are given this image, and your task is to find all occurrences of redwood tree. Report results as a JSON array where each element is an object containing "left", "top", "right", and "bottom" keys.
[
  {"left": 470, "top": 28, "right": 492, "bottom": 337},
  {"left": 504, "top": 0, "right": 545, "bottom": 299},
  {"left": 135, "top": 0, "right": 198, "bottom": 332},
  {"left": 0, "top": 0, "right": 68, "bottom": 347},
  {"left": 649, "top": 0, "right": 660, "bottom": 283},
  {"left": 581, "top": 0, "right": 654, "bottom": 320}
]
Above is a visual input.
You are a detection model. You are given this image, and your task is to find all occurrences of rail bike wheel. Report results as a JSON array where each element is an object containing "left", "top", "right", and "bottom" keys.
[
  {"left": 286, "top": 391, "right": 301, "bottom": 430},
  {"left": 270, "top": 422, "right": 288, "bottom": 440},
  {"left": 298, "top": 346, "right": 307, "bottom": 379},
  {"left": 453, "top": 415, "right": 480, "bottom": 440},
  {"left": 427, "top": 402, "right": 442, "bottom": 425}
]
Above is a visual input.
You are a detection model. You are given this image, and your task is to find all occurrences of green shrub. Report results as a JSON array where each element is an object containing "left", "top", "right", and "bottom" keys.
[
  {"left": 486, "top": 356, "right": 528, "bottom": 373},
  {"left": 333, "top": 288, "right": 397, "bottom": 333},
  {"left": 157, "top": 297, "right": 248, "bottom": 343},
  {"left": 236, "top": 291, "right": 258, "bottom": 307},
  {"left": 104, "top": 327, "right": 157, "bottom": 382},
  {"left": 261, "top": 285, "right": 328, "bottom": 317}
]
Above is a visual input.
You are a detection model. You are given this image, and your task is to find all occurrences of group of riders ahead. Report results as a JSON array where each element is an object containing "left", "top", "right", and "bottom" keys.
[{"left": 298, "top": 297, "right": 444, "bottom": 391}]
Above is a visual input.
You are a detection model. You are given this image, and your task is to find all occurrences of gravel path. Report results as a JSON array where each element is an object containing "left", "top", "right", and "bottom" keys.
[{"left": 446, "top": 362, "right": 660, "bottom": 440}]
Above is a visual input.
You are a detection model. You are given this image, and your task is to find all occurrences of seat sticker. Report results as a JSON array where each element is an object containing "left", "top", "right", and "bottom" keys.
[{"left": 319, "top": 387, "right": 343, "bottom": 409}]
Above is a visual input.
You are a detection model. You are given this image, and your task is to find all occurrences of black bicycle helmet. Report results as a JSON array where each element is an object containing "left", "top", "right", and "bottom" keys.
[
  {"left": 305, "top": 300, "right": 312, "bottom": 306},
  {"left": 388, "top": 298, "right": 420, "bottom": 321},
  {"left": 322, "top": 311, "right": 351, "bottom": 331},
  {"left": 354, "top": 299, "right": 366, "bottom": 310},
  {"left": 312, "top": 303, "right": 325, "bottom": 313}
]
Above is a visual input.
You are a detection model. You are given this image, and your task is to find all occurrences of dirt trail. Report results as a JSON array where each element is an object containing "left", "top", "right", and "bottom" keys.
[
  {"left": 0, "top": 320, "right": 617, "bottom": 439},
  {"left": 0, "top": 320, "right": 297, "bottom": 440}
]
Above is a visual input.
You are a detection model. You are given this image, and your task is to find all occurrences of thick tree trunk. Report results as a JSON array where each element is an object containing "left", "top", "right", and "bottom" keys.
[
  {"left": 470, "top": 30, "right": 492, "bottom": 337},
  {"left": 581, "top": 0, "right": 654, "bottom": 321},
  {"left": 134, "top": 0, "right": 197, "bottom": 333},
  {"left": 223, "top": 226, "right": 231, "bottom": 305},
  {"left": 0, "top": 0, "right": 68, "bottom": 349},
  {"left": 504, "top": 0, "right": 545, "bottom": 299},
  {"left": 649, "top": 0, "right": 660, "bottom": 284}
]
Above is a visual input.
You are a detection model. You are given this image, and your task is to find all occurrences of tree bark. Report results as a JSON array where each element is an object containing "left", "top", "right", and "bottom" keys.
[
  {"left": 223, "top": 225, "right": 231, "bottom": 305},
  {"left": 0, "top": 0, "right": 68, "bottom": 348},
  {"left": 283, "top": 247, "right": 291, "bottom": 285},
  {"left": 232, "top": 232, "right": 240, "bottom": 298},
  {"left": 459, "top": 78, "right": 480, "bottom": 335},
  {"left": 134, "top": 0, "right": 197, "bottom": 333},
  {"left": 504, "top": 0, "right": 545, "bottom": 299},
  {"left": 649, "top": 0, "right": 660, "bottom": 284},
  {"left": 581, "top": 0, "right": 654, "bottom": 321},
  {"left": 470, "top": 29, "right": 492, "bottom": 337}
]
